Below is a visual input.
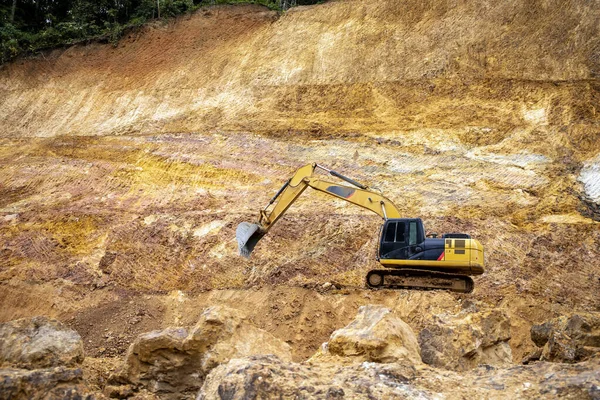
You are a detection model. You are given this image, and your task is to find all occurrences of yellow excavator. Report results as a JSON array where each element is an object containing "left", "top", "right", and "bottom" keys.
[{"left": 236, "top": 163, "right": 484, "bottom": 293}]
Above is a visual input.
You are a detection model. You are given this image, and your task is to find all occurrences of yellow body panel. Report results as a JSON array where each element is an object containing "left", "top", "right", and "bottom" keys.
[
  {"left": 380, "top": 238, "right": 485, "bottom": 275},
  {"left": 379, "top": 259, "right": 472, "bottom": 268},
  {"left": 444, "top": 238, "right": 469, "bottom": 262}
]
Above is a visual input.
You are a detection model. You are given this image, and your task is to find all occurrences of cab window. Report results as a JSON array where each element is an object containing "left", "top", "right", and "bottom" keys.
[
  {"left": 395, "top": 222, "right": 406, "bottom": 243},
  {"left": 384, "top": 222, "right": 406, "bottom": 243},
  {"left": 409, "top": 222, "right": 417, "bottom": 245},
  {"left": 384, "top": 222, "right": 396, "bottom": 242}
]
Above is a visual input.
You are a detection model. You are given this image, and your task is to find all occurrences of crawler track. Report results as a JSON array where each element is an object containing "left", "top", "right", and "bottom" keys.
[{"left": 366, "top": 269, "right": 474, "bottom": 293}]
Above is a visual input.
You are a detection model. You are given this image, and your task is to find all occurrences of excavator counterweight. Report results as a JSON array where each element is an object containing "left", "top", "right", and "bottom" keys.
[{"left": 236, "top": 163, "right": 485, "bottom": 293}]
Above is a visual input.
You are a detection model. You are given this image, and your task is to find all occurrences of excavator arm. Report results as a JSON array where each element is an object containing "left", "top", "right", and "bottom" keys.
[{"left": 237, "top": 163, "right": 401, "bottom": 257}]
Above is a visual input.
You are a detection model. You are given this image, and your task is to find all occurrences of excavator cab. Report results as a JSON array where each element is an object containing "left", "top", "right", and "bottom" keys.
[
  {"left": 377, "top": 218, "right": 484, "bottom": 276},
  {"left": 379, "top": 218, "right": 458, "bottom": 262},
  {"left": 379, "top": 218, "right": 426, "bottom": 260}
]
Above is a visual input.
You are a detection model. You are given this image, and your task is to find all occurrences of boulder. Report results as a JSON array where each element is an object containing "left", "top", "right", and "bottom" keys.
[
  {"left": 198, "top": 355, "right": 423, "bottom": 400},
  {"left": 0, "top": 366, "right": 91, "bottom": 400},
  {"left": 310, "top": 305, "right": 422, "bottom": 366},
  {"left": 0, "top": 317, "right": 84, "bottom": 370},
  {"left": 418, "top": 309, "right": 512, "bottom": 371},
  {"left": 0, "top": 317, "right": 91, "bottom": 399},
  {"left": 466, "top": 357, "right": 600, "bottom": 399},
  {"left": 530, "top": 313, "right": 600, "bottom": 363},
  {"left": 198, "top": 354, "right": 600, "bottom": 400},
  {"left": 116, "top": 305, "right": 291, "bottom": 399}
]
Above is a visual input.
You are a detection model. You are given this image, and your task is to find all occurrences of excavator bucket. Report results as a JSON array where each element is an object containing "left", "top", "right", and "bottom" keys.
[{"left": 236, "top": 222, "right": 265, "bottom": 258}]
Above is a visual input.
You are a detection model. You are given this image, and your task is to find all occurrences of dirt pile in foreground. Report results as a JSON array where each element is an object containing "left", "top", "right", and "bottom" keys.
[{"left": 2, "top": 310, "right": 598, "bottom": 399}]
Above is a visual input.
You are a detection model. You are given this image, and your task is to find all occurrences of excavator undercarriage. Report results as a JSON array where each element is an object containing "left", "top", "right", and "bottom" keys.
[
  {"left": 366, "top": 269, "right": 474, "bottom": 293},
  {"left": 237, "top": 163, "right": 484, "bottom": 293}
]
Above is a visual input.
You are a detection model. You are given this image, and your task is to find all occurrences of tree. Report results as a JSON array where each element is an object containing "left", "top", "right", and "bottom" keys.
[
  {"left": 278, "top": 0, "right": 297, "bottom": 11},
  {"left": 10, "top": 0, "right": 15, "bottom": 22}
]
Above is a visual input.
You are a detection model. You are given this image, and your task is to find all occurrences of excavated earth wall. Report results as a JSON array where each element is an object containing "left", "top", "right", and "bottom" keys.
[{"left": 0, "top": 0, "right": 599, "bottom": 397}]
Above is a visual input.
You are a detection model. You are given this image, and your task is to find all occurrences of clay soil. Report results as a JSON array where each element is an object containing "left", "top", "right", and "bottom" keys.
[{"left": 0, "top": 0, "right": 599, "bottom": 391}]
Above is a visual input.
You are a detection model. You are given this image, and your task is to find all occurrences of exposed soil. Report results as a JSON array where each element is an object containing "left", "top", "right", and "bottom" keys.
[{"left": 0, "top": 0, "right": 599, "bottom": 395}]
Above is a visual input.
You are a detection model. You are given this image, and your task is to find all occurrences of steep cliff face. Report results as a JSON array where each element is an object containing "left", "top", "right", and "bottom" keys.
[
  {"left": 0, "top": 0, "right": 599, "bottom": 390},
  {"left": 0, "top": 0, "right": 598, "bottom": 137}
]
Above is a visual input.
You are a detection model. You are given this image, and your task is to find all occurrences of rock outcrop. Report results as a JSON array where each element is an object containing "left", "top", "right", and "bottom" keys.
[
  {"left": 115, "top": 305, "right": 292, "bottom": 399},
  {"left": 418, "top": 309, "right": 512, "bottom": 371},
  {"left": 0, "top": 316, "right": 84, "bottom": 369},
  {"left": 529, "top": 313, "right": 600, "bottom": 363},
  {"left": 0, "top": 317, "right": 91, "bottom": 400},
  {"left": 198, "top": 354, "right": 600, "bottom": 400},
  {"left": 199, "top": 355, "right": 423, "bottom": 400},
  {"left": 0, "top": 367, "right": 89, "bottom": 400},
  {"left": 310, "top": 305, "right": 422, "bottom": 366}
]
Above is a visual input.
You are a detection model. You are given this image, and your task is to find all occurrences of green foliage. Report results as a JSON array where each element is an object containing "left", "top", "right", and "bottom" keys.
[
  {"left": 133, "top": 0, "right": 158, "bottom": 19},
  {"left": 1, "top": 24, "right": 22, "bottom": 63},
  {"left": 0, "top": 0, "right": 323, "bottom": 64},
  {"left": 160, "top": 0, "right": 195, "bottom": 17}
]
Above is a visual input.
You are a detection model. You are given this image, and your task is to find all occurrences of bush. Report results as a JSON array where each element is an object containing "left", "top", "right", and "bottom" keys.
[{"left": 1, "top": 24, "right": 23, "bottom": 64}]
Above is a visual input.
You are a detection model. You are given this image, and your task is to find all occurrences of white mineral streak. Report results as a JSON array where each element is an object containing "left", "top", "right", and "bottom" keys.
[{"left": 579, "top": 155, "right": 600, "bottom": 203}]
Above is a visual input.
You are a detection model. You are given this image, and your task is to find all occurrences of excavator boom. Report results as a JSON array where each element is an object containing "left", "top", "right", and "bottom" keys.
[{"left": 236, "top": 163, "right": 400, "bottom": 257}]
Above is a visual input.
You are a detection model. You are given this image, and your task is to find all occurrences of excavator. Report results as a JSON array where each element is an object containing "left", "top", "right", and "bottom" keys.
[{"left": 236, "top": 163, "right": 484, "bottom": 293}]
